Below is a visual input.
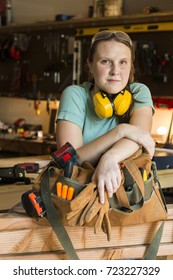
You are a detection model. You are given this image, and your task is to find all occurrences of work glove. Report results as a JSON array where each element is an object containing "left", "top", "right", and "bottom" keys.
[
  {"left": 79, "top": 189, "right": 98, "bottom": 226},
  {"left": 66, "top": 181, "right": 111, "bottom": 240},
  {"left": 67, "top": 208, "right": 85, "bottom": 227},
  {"left": 102, "top": 211, "right": 111, "bottom": 241},
  {"left": 94, "top": 192, "right": 111, "bottom": 241},
  {"left": 66, "top": 182, "right": 96, "bottom": 225},
  {"left": 83, "top": 190, "right": 111, "bottom": 241}
]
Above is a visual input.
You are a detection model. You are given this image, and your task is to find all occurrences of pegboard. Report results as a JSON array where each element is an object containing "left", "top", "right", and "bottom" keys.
[
  {"left": 77, "top": 30, "right": 173, "bottom": 97},
  {"left": 1, "top": 18, "right": 173, "bottom": 99}
]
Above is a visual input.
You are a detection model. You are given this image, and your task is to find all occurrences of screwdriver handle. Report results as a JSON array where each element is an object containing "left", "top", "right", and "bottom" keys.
[{"left": 64, "top": 161, "right": 73, "bottom": 178}]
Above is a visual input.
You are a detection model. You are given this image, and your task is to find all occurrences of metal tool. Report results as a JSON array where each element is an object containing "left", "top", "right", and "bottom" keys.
[
  {"left": 14, "top": 162, "right": 39, "bottom": 173},
  {"left": 0, "top": 166, "right": 31, "bottom": 184}
]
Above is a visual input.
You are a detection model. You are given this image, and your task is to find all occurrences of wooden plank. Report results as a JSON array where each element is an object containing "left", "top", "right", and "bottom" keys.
[
  {"left": 1, "top": 204, "right": 172, "bottom": 230},
  {"left": 0, "top": 207, "right": 172, "bottom": 259},
  {"left": 0, "top": 243, "right": 173, "bottom": 260}
]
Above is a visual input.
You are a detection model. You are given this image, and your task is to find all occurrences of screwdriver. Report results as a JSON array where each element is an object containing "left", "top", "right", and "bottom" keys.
[
  {"left": 67, "top": 187, "right": 74, "bottom": 201},
  {"left": 56, "top": 182, "right": 74, "bottom": 200},
  {"left": 64, "top": 161, "right": 73, "bottom": 178},
  {"left": 140, "top": 167, "right": 148, "bottom": 182},
  {"left": 61, "top": 184, "right": 68, "bottom": 199},
  {"left": 56, "top": 182, "right": 62, "bottom": 197}
]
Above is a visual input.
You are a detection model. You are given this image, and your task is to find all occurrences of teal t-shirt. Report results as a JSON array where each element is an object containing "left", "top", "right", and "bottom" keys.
[{"left": 57, "top": 82, "right": 154, "bottom": 145}]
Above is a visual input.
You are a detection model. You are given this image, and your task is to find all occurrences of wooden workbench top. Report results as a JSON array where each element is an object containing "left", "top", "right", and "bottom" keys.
[
  {"left": 0, "top": 154, "right": 50, "bottom": 167},
  {"left": 0, "top": 155, "right": 50, "bottom": 211}
]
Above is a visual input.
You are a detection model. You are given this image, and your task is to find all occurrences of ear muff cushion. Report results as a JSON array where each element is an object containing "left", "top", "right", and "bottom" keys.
[
  {"left": 114, "top": 90, "right": 132, "bottom": 116},
  {"left": 93, "top": 92, "right": 113, "bottom": 118}
]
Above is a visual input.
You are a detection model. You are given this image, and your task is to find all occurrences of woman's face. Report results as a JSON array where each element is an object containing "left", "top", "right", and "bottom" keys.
[{"left": 89, "top": 40, "right": 132, "bottom": 94}]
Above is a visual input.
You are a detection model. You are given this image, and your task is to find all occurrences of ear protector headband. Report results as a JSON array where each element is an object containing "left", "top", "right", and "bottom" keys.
[{"left": 93, "top": 89, "right": 132, "bottom": 118}]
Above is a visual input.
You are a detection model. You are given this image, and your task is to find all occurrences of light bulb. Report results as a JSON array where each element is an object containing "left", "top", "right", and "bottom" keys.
[{"left": 157, "top": 126, "right": 168, "bottom": 135}]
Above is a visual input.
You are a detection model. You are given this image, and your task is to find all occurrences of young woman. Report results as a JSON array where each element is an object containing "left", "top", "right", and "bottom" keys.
[{"left": 56, "top": 30, "right": 155, "bottom": 204}]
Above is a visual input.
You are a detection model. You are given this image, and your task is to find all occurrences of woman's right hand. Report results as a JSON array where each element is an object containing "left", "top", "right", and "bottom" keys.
[
  {"left": 120, "top": 123, "right": 155, "bottom": 158},
  {"left": 92, "top": 153, "right": 121, "bottom": 204}
]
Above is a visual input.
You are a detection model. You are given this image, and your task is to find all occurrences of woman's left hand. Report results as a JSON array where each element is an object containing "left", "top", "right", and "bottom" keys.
[{"left": 92, "top": 154, "right": 121, "bottom": 204}]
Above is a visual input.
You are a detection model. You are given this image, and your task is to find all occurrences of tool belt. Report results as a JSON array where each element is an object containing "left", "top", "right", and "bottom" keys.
[{"left": 21, "top": 146, "right": 167, "bottom": 260}]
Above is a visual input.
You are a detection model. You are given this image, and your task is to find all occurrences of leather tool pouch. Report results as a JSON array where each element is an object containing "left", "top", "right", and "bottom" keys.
[{"left": 21, "top": 148, "right": 167, "bottom": 260}]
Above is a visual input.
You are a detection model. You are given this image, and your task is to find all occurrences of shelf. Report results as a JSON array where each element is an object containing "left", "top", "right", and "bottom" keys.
[{"left": 0, "top": 11, "right": 173, "bottom": 34}]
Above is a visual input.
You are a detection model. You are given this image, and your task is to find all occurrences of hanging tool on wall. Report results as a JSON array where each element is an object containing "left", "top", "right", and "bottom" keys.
[
  {"left": 46, "top": 96, "right": 50, "bottom": 114},
  {"left": 31, "top": 73, "right": 40, "bottom": 115},
  {"left": 20, "top": 60, "right": 30, "bottom": 96},
  {"left": 10, "top": 60, "right": 22, "bottom": 92},
  {"left": 135, "top": 41, "right": 156, "bottom": 76},
  {"left": 54, "top": 33, "right": 61, "bottom": 83},
  {"left": 43, "top": 32, "right": 53, "bottom": 60},
  {"left": 72, "top": 40, "right": 81, "bottom": 84},
  {"left": 151, "top": 52, "right": 173, "bottom": 83}
]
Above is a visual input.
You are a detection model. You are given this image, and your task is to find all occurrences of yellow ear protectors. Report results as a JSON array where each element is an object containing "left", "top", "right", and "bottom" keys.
[
  {"left": 93, "top": 92, "right": 113, "bottom": 118},
  {"left": 114, "top": 90, "right": 132, "bottom": 116},
  {"left": 93, "top": 90, "right": 132, "bottom": 118}
]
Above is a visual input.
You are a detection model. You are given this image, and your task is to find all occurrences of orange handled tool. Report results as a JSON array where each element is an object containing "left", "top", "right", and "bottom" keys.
[
  {"left": 56, "top": 182, "right": 74, "bottom": 200},
  {"left": 67, "top": 187, "right": 74, "bottom": 201},
  {"left": 56, "top": 182, "right": 62, "bottom": 197},
  {"left": 61, "top": 184, "right": 68, "bottom": 199}
]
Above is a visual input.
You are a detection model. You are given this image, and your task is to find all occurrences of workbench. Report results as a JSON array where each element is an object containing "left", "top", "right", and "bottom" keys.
[
  {"left": 0, "top": 134, "right": 56, "bottom": 156},
  {"left": 0, "top": 155, "right": 173, "bottom": 260}
]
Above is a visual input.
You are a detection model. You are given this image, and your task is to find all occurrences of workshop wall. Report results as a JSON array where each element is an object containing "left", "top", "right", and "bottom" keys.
[
  {"left": 1, "top": 0, "right": 173, "bottom": 140},
  {"left": 0, "top": 97, "right": 59, "bottom": 133},
  {"left": 0, "top": 95, "right": 172, "bottom": 142},
  {"left": 123, "top": 0, "right": 173, "bottom": 15},
  {"left": 152, "top": 108, "right": 173, "bottom": 144},
  {"left": 11, "top": 0, "right": 173, "bottom": 24},
  {"left": 11, "top": 0, "right": 93, "bottom": 23}
]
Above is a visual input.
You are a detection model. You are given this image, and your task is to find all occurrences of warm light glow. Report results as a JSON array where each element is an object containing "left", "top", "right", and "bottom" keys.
[{"left": 157, "top": 126, "right": 168, "bottom": 135}]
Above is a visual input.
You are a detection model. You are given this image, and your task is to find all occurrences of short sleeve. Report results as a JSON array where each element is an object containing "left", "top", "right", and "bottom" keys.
[
  {"left": 57, "top": 85, "right": 87, "bottom": 129},
  {"left": 131, "top": 83, "right": 155, "bottom": 113}
]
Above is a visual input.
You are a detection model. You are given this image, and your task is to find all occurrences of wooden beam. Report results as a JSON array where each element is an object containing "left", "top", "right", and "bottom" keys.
[
  {"left": 1, "top": 243, "right": 173, "bottom": 260},
  {"left": 0, "top": 206, "right": 172, "bottom": 259}
]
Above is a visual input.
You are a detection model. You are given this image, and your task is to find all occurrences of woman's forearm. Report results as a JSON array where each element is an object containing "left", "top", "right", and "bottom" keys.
[
  {"left": 76, "top": 124, "right": 128, "bottom": 165},
  {"left": 57, "top": 114, "right": 154, "bottom": 166},
  {"left": 77, "top": 124, "right": 154, "bottom": 166},
  {"left": 101, "top": 138, "right": 140, "bottom": 165},
  {"left": 56, "top": 121, "right": 132, "bottom": 165}
]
